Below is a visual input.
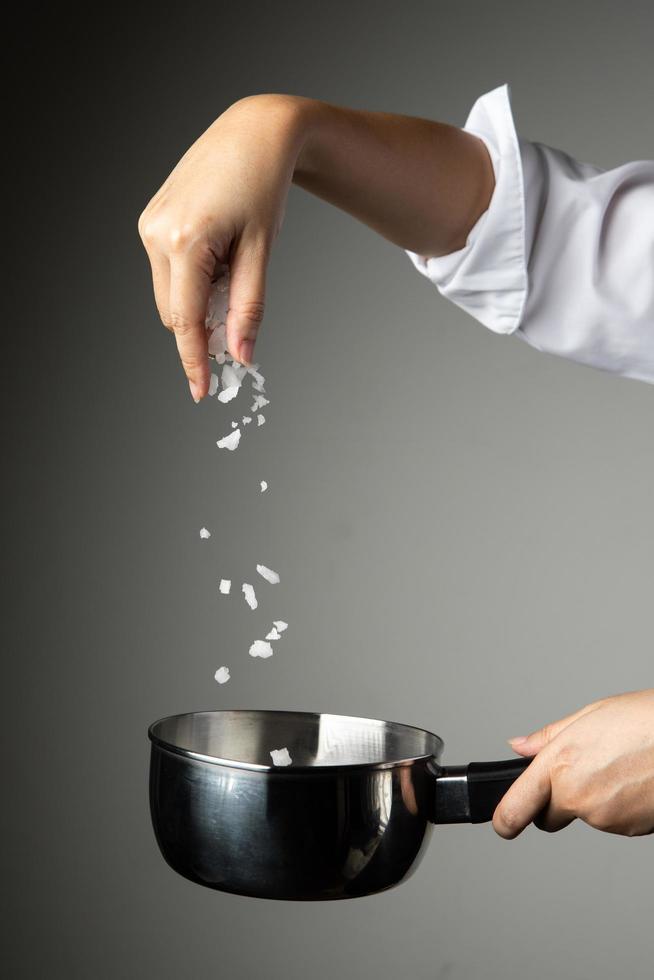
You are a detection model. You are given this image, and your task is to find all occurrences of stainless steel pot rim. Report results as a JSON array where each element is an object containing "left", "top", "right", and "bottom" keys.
[{"left": 148, "top": 708, "right": 445, "bottom": 774}]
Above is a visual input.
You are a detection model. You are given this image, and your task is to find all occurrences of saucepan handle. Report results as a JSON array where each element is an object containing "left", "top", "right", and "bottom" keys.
[{"left": 432, "top": 758, "right": 531, "bottom": 824}]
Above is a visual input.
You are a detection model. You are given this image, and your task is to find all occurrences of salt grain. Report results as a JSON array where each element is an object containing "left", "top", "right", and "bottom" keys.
[
  {"left": 242, "top": 416, "right": 252, "bottom": 425},
  {"left": 256, "top": 564, "right": 280, "bottom": 584},
  {"left": 219, "top": 579, "right": 231, "bottom": 595},
  {"left": 217, "top": 385, "right": 239, "bottom": 404},
  {"left": 260, "top": 480, "right": 268, "bottom": 492},
  {"left": 199, "top": 527, "right": 211, "bottom": 539},
  {"left": 270, "top": 747, "right": 292, "bottom": 766},
  {"left": 231, "top": 421, "right": 238, "bottom": 429},
  {"left": 214, "top": 666, "right": 230, "bottom": 684},
  {"left": 257, "top": 414, "right": 266, "bottom": 426},
  {"left": 249, "top": 639, "right": 273, "bottom": 659},
  {"left": 266, "top": 627, "right": 281, "bottom": 640},
  {"left": 217, "top": 429, "right": 241, "bottom": 451},
  {"left": 273, "top": 620, "right": 288, "bottom": 632},
  {"left": 208, "top": 374, "right": 219, "bottom": 397},
  {"left": 242, "top": 583, "right": 258, "bottom": 610}
]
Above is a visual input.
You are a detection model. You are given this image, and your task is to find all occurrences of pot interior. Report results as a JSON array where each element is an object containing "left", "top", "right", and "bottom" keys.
[{"left": 149, "top": 709, "right": 443, "bottom": 771}]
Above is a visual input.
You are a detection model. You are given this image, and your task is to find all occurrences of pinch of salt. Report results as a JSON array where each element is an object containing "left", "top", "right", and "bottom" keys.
[
  {"left": 266, "top": 627, "right": 281, "bottom": 640},
  {"left": 256, "top": 564, "right": 280, "bottom": 584},
  {"left": 207, "top": 323, "right": 227, "bottom": 357},
  {"left": 208, "top": 374, "right": 219, "bottom": 397},
  {"left": 257, "top": 414, "right": 265, "bottom": 427},
  {"left": 249, "top": 639, "right": 273, "bottom": 659},
  {"left": 242, "top": 416, "right": 252, "bottom": 425},
  {"left": 214, "top": 666, "right": 230, "bottom": 685},
  {"left": 217, "top": 429, "right": 241, "bottom": 451},
  {"left": 242, "top": 583, "right": 258, "bottom": 610},
  {"left": 270, "top": 747, "right": 292, "bottom": 767},
  {"left": 260, "top": 481, "right": 268, "bottom": 493},
  {"left": 221, "top": 362, "right": 241, "bottom": 390},
  {"left": 199, "top": 527, "right": 211, "bottom": 539},
  {"left": 219, "top": 579, "right": 231, "bottom": 595},
  {"left": 273, "top": 620, "right": 288, "bottom": 632},
  {"left": 217, "top": 385, "right": 239, "bottom": 404}
]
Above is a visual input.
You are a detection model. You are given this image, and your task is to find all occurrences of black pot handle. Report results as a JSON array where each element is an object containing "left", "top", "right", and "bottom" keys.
[{"left": 432, "top": 758, "right": 531, "bottom": 824}]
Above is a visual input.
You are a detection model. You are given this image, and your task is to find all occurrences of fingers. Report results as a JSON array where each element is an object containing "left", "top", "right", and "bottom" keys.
[
  {"left": 225, "top": 237, "right": 268, "bottom": 365},
  {"left": 492, "top": 754, "right": 553, "bottom": 839},
  {"left": 167, "top": 254, "right": 213, "bottom": 400},
  {"left": 508, "top": 701, "right": 601, "bottom": 757}
]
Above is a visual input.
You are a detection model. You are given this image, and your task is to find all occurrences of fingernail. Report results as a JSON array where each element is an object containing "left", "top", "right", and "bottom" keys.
[
  {"left": 239, "top": 340, "right": 254, "bottom": 366},
  {"left": 508, "top": 736, "right": 528, "bottom": 747},
  {"left": 189, "top": 379, "right": 201, "bottom": 403}
]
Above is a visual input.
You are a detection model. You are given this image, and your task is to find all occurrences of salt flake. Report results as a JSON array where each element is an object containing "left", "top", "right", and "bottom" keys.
[
  {"left": 249, "top": 639, "right": 273, "bottom": 659},
  {"left": 242, "top": 583, "right": 258, "bottom": 610},
  {"left": 270, "top": 747, "right": 292, "bottom": 766},
  {"left": 214, "top": 666, "right": 230, "bottom": 685},
  {"left": 231, "top": 421, "right": 238, "bottom": 429},
  {"left": 260, "top": 480, "right": 268, "bottom": 493},
  {"left": 219, "top": 579, "right": 231, "bottom": 595},
  {"left": 242, "top": 416, "right": 252, "bottom": 425},
  {"left": 266, "top": 627, "right": 281, "bottom": 640},
  {"left": 217, "top": 429, "right": 241, "bottom": 451},
  {"left": 273, "top": 620, "right": 288, "bottom": 632},
  {"left": 256, "top": 564, "right": 280, "bottom": 584},
  {"left": 199, "top": 527, "right": 211, "bottom": 539},
  {"left": 208, "top": 374, "right": 219, "bottom": 397},
  {"left": 257, "top": 414, "right": 265, "bottom": 427},
  {"left": 217, "top": 385, "right": 239, "bottom": 404}
]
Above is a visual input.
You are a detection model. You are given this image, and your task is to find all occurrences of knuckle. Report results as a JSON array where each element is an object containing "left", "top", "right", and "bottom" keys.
[
  {"left": 180, "top": 355, "right": 203, "bottom": 374},
  {"left": 161, "top": 311, "right": 196, "bottom": 335},
  {"left": 138, "top": 211, "right": 157, "bottom": 246},
  {"left": 168, "top": 224, "right": 196, "bottom": 253},
  {"left": 231, "top": 299, "right": 265, "bottom": 325},
  {"left": 495, "top": 804, "right": 520, "bottom": 836}
]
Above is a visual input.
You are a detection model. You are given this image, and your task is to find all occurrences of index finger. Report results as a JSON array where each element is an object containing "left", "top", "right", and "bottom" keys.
[
  {"left": 168, "top": 255, "right": 212, "bottom": 400},
  {"left": 492, "top": 753, "right": 552, "bottom": 839}
]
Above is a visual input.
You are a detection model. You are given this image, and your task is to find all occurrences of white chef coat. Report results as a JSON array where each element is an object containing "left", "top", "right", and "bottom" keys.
[{"left": 405, "top": 85, "right": 654, "bottom": 385}]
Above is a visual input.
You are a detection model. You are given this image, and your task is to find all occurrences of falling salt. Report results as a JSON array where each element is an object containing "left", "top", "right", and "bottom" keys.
[
  {"left": 266, "top": 627, "right": 281, "bottom": 640},
  {"left": 217, "top": 385, "right": 239, "bottom": 404},
  {"left": 270, "top": 747, "right": 292, "bottom": 767},
  {"left": 219, "top": 579, "right": 231, "bottom": 595},
  {"left": 260, "top": 480, "right": 268, "bottom": 493},
  {"left": 208, "top": 374, "right": 219, "bottom": 397},
  {"left": 256, "top": 564, "right": 279, "bottom": 584},
  {"left": 242, "top": 583, "right": 258, "bottom": 610},
  {"left": 273, "top": 620, "right": 288, "bottom": 632},
  {"left": 199, "top": 527, "right": 211, "bottom": 539},
  {"left": 249, "top": 639, "right": 273, "bottom": 659},
  {"left": 214, "top": 666, "right": 230, "bottom": 685},
  {"left": 257, "top": 414, "right": 265, "bottom": 427},
  {"left": 217, "top": 429, "right": 241, "bottom": 451}
]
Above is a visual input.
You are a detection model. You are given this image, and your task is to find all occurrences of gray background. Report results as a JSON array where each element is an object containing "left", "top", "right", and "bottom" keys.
[{"left": 5, "top": 1, "right": 653, "bottom": 978}]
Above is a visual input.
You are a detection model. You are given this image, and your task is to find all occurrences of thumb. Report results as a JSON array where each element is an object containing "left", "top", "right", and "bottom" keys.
[
  {"left": 508, "top": 701, "right": 601, "bottom": 756},
  {"left": 225, "top": 236, "right": 268, "bottom": 365}
]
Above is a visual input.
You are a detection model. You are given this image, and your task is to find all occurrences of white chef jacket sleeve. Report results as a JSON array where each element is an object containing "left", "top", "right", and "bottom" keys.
[{"left": 405, "top": 84, "right": 654, "bottom": 385}]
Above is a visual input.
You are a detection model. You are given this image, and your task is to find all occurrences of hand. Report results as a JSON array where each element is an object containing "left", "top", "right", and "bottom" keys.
[
  {"left": 493, "top": 689, "right": 654, "bottom": 838},
  {"left": 138, "top": 95, "right": 308, "bottom": 400}
]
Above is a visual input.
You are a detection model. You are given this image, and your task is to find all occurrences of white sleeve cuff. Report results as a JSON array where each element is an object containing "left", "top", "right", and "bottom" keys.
[{"left": 405, "top": 84, "right": 528, "bottom": 335}]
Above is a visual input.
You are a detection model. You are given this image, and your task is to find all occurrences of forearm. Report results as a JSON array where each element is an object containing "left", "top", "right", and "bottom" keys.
[{"left": 287, "top": 96, "right": 495, "bottom": 256}]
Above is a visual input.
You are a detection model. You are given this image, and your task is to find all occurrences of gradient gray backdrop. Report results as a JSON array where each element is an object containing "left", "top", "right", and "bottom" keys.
[{"left": 6, "top": 2, "right": 653, "bottom": 978}]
